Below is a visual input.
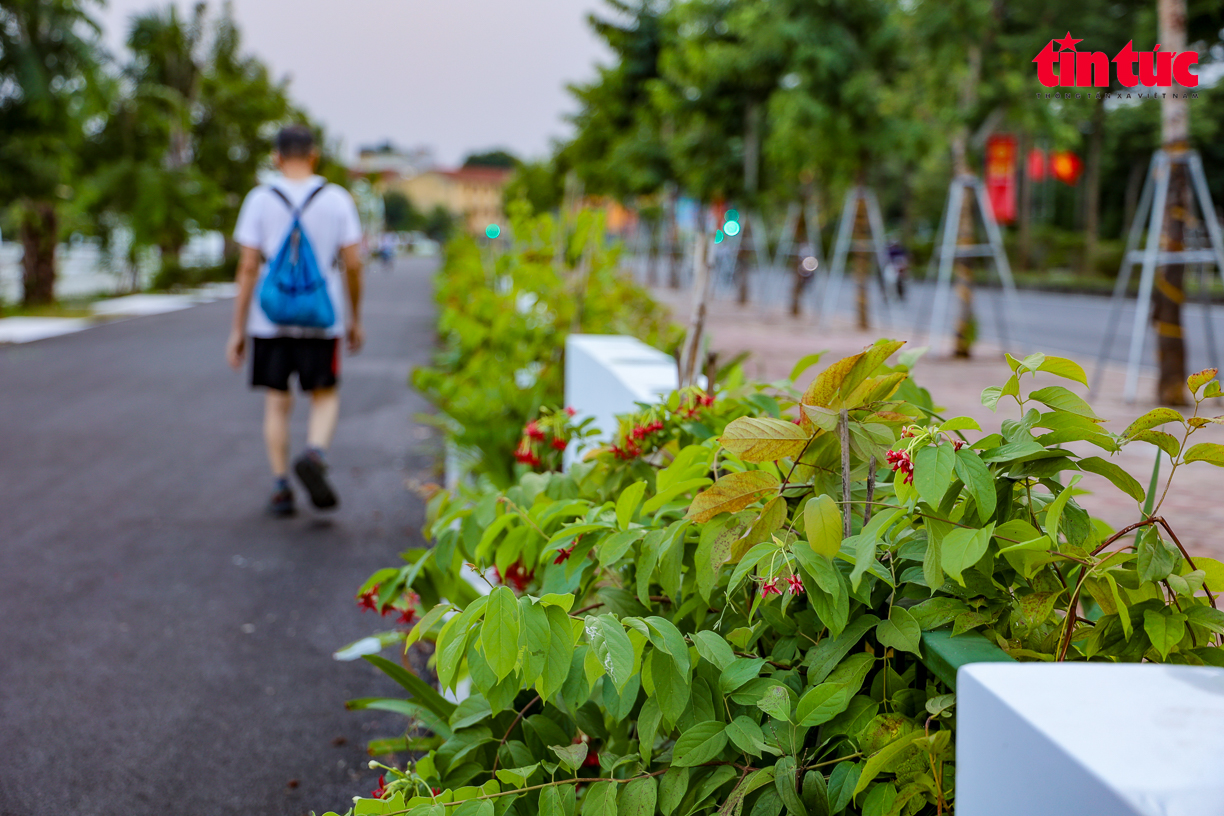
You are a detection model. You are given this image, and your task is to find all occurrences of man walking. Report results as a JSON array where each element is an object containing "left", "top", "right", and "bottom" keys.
[{"left": 226, "top": 125, "right": 364, "bottom": 516}]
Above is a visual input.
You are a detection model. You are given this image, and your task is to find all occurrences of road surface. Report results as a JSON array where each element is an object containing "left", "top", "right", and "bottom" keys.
[{"left": 0, "top": 257, "right": 440, "bottom": 815}]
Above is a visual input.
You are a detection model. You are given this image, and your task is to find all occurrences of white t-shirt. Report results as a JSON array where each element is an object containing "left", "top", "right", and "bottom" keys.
[{"left": 233, "top": 175, "right": 362, "bottom": 339}]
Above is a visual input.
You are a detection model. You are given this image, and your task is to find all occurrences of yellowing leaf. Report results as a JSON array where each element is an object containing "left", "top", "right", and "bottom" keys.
[
  {"left": 1194, "top": 557, "right": 1224, "bottom": 592},
  {"left": 801, "top": 352, "right": 863, "bottom": 410},
  {"left": 1128, "top": 430, "right": 1180, "bottom": 459},
  {"left": 1122, "top": 407, "right": 1184, "bottom": 438},
  {"left": 1188, "top": 368, "right": 1218, "bottom": 395},
  {"left": 803, "top": 494, "right": 843, "bottom": 559},
  {"left": 1185, "top": 443, "right": 1224, "bottom": 467},
  {"left": 720, "top": 416, "right": 810, "bottom": 462},
  {"left": 687, "top": 471, "right": 780, "bottom": 523}
]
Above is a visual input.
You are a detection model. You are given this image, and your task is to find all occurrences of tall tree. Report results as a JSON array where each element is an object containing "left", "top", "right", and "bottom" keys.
[{"left": 0, "top": 0, "right": 100, "bottom": 305}]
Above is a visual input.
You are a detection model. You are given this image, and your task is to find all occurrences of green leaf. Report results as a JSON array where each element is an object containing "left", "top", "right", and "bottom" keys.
[
  {"left": 728, "top": 541, "right": 777, "bottom": 596},
  {"left": 1076, "top": 457, "right": 1145, "bottom": 502},
  {"left": 363, "top": 655, "right": 457, "bottom": 720},
  {"left": 981, "top": 386, "right": 1003, "bottom": 411},
  {"left": 1028, "top": 386, "right": 1103, "bottom": 421},
  {"left": 599, "top": 529, "right": 646, "bottom": 569},
  {"left": 940, "top": 524, "right": 994, "bottom": 586},
  {"left": 827, "top": 763, "right": 861, "bottom": 814},
  {"left": 688, "top": 471, "right": 780, "bottom": 523},
  {"left": 853, "top": 733, "right": 924, "bottom": 796},
  {"left": 875, "top": 606, "right": 921, "bottom": 656},
  {"left": 619, "top": 777, "right": 657, "bottom": 816},
  {"left": 804, "top": 494, "right": 843, "bottom": 559},
  {"left": 638, "top": 695, "right": 662, "bottom": 764},
  {"left": 1123, "top": 407, "right": 1185, "bottom": 438},
  {"left": 1185, "top": 605, "right": 1224, "bottom": 635},
  {"left": 540, "top": 785, "right": 566, "bottom": 816},
  {"left": 1043, "top": 474, "right": 1082, "bottom": 543},
  {"left": 644, "top": 616, "right": 692, "bottom": 675},
  {"left": 726, "top": 716, "right": 767, "bottom": 756},
  {"left": 616, "top": 481, "right": 647, "bottom": 531},
  {"left": 648, "top": 649, "right": 690, "bottom": 727},
  {"left": 581, "top": 782, "right": 617, "bottom": 816},
  {"left": 795, "top": 683, "right": 848, "bottom": 727},
  {"left": 756, "top": 684, "right": 792, "bottom": 722},
  {"left": 450, "top": 694, "right": 493, "bottom": 729},
  {"left": 913, "top": 445, "right": 956, "bottom": 507},
  {"left": 720, "top": 416, "right": 811, "bottom": 462},
  {"left": 789, "top": 352, "right": 826, "bottom": 383},
  {"left": 1144, "top": 609, "right": 1187, "bottom": 660},
  {"left": 1137, "top": 532, "right": 1179, "bottom": 583},
  {"left": 659, "top": 767, "right": 689, "bottom": 816},
  {"left": 540, "top": 605, "right": 577, "bottom": 701},
  {"left": 1037, "top": 356, "right": 1089, "bottom": 386},
  {"left": 483, "top": 586, "right": 522, "bottom": 681},
  {"left": 939, "top": 416, "right": 982, "bottom": 433},
  {"left": 587, "top": 614, "right": 635, "bottom": 691},
  {"left": 805, "top": 615, "right": 879, "bottom": 684},
  {"left": 1185, "top": 443, "right": 1224, "bottom": 467},
  {"left": 452, "top": 801, "right": 494, "bottom": 816},
  {"left": 495, "top": 763, "right": 540, "bottom": 788},
  {"left": 953, "top": 448, "right": 996, "bottom": 519},
  {"left": 692, "top": 630, "right": 737, "bottom": 671},
  {"left": 773, "top": 756, "right": 807, "bottom": 816},
  {"left": 1194, "top": 557, "right": 1224, "bottom": 593},
  {"left": 719, "top": 658, "right": 767, "bottom": 693},
  {"left": 551, "top": 742, "right": 588, "bottom": 772},
  {"left": 672, "top": 720, "right": 729, "bottom": 767},
  {"left": 1129, "top": 430, "right": 1180, "bottom": 459}
]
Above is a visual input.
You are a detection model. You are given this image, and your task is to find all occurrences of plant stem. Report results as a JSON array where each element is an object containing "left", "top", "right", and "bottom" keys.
[
  {"left": 839, "top": 409, "right": 852, "bottom": 539},
  {"left": 864, "top": 456, "right": 877, "bottom": 525},
  {"left": 490, "top": 695, "right": 541, "bottom": 774}
]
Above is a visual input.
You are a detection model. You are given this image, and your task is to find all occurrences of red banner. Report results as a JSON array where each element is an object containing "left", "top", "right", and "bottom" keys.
[{"left": 985, "top": 134, "right": 1017, "bottom": 224}]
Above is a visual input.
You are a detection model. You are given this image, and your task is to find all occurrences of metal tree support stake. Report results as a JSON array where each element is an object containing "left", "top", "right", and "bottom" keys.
[
  {"left": 820, "top": 186, "right": 898, "bottom": 326},
  {"left": 923, "top": 173, "right": 1021, "bottom": 354},
  {"left": 1091, "top": 148, "right": 1224, "bottom": 402}
]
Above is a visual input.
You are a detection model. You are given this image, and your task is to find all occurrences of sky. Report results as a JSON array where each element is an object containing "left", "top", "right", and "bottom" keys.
[{"left": 95, "top": 0, "right": 612, "bottom": 166}]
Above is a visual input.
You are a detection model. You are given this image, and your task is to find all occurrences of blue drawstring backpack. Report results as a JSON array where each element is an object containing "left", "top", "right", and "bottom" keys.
[{"left": 258, "top": 184, "right": 336, "bottom": 328}]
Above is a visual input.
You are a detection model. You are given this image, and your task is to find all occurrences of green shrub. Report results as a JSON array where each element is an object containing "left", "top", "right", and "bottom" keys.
[
  {"left": 336, "top": 345, "right": 1224, "bottom": 816},
  {"left": 412, "top": 203, "right": 680, "bottom": 487}
]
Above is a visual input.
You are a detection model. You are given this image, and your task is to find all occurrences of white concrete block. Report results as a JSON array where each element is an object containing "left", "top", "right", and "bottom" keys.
[
  {"left": 957, "top": 662, "right": 1224, "bottom": 816},
  {"left": 564, "top": 334, "right": 678, "bottom": 461}
]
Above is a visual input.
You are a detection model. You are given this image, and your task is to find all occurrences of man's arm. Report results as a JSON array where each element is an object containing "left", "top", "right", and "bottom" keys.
[
  {"left": 342, "top": 243, "right": 364, "bottom": 353},
  {"left": 226, "top": 245, "right": 261, "bottom": 369}
]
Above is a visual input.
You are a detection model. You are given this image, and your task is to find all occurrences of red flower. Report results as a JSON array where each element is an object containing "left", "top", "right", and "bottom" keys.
[
  {"left": 514, "top": 440, "right": 540, "bottom": 466},
  {"left": 886, "top": 449, "right": 915, "bottom": 484},
  {"left": 554, "top": 545, "right": 575, "bottom": 564},
  {"left": 565, "top": 406, "right": 577, "bottom": 416},
  {"left": 397, "top": 607, "right": 417, "bottom": 626},
  {"left": 583, "top": 749, "right": 601, "bottom": 768},
  {"left": 371, "top": 775, "right": 387, "bottom": 799},
  {"left": 525, "top": 420, "right": 545, "bottom": 441},
  {"left": 953, "top": 439, "right": 967, "bottom": 451},
  {"left": 357, "top": 586, "right": 380, "bottom": 613},
  {"left": 787, "top": 573, "right": 805, "bottom": 595},
  {"left": 432, "top": 787, "right": 442, "bottom": 796},
  {"left": 497, "top": 560, "right": 535, "bottom": 592},
  {"left": 760, "top": 579, "right": 782, "bottom": 599},
  {"left": 551, "top": 437, "right": 568, "bottom": 451}
]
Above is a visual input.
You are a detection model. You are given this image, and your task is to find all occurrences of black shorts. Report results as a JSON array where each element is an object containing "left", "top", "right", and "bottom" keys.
[{"left": 251, "top": 337, "right": 340, "bottom": 392}]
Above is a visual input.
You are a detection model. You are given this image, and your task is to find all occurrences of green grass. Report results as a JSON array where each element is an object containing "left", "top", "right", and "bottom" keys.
[{"left": 0, "top": 299, "right": 97, "bottom": 319}]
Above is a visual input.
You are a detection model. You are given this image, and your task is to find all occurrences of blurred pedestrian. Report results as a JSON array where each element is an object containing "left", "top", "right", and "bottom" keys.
[
  {"left": 887, "top": 240, "right": 909, "bottom": 301},
  {"left": 225, "top": 125, "right": 365, "bottom": 516},
  {"left": 378, "top": 232, "right": 396, "bottom": 272}
]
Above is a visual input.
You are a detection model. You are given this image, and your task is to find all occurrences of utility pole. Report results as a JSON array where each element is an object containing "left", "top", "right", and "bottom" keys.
[{"left": 1154, "top": 0, "right": 1190, "bottom": 404}]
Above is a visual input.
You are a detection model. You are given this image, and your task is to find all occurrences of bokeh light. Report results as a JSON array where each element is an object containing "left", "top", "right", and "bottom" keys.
[
  {"left": 725, "top": 209, "right": 739, "bottom": 222},
  {"left": 724, "top": 220, "right": 741, "bottom": 237},
  {"left": 485, "top": 223, "right": 501, "bottom": 239},
  {"left": 714, "top": 230, "right": 724, "bottom": 243}
]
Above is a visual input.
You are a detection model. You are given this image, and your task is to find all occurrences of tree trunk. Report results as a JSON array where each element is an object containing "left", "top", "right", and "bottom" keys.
[
  {"left": 735, "top": 218, "right": 750, "bottom": 305},
  {"left": 790, "top": 206, "right": 809, "bottom": 317},
  {"left": 1155, "top": 0, "right": 1189, "bottom": 405},
  {"left": 951, "top": 45, "right": 981, "bottom": 356},
  {"left": 681, "top": 208, "right": 712, "bottom": 387},
  {"left": 20, "top": 201, "right": 58, "bottom": 307},
  {"left": 1083, "top": 97, "right": 1105, "bottom": 275},
  {"left": 1018, "top": 132, "right": 1033, "bottom": 272},
  {"left": 853, "top": 194, "right": 870, "bottom": 330},
  {"left": 664, "top": 185, "right": 679, "bottom": 289}
]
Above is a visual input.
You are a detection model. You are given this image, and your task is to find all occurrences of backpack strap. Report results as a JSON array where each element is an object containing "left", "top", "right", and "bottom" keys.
[{"left": 268, "top": 183, "right": 328, "bottom": 219}]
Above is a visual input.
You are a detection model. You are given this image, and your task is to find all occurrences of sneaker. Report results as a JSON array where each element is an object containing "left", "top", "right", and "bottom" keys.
[
  {"left": 267, "top": 484, "right": 296, "bottom": 518},
  {"left": 294, "top": 449, "right": 339, "bottom": 509}
]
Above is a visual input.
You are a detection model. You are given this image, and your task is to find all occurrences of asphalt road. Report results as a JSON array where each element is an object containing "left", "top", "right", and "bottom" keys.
[{"left": 0, "top": 257, "right": 440, "bottom": 816}]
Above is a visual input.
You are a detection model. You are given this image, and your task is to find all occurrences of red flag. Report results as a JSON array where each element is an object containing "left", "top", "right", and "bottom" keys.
[
  {"left": 984, "top": 134, "right": 1017, "bottom": 224},
  {"left": 1027, "top": 149, "right": 1046, "bottom": 181},
  {"left": 1050, "top": 151, "right": 1083, "bottom": 186}
]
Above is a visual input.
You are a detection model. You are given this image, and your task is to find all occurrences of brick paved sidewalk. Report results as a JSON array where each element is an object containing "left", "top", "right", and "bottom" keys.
[{"left": 653, "top": 288, "right": 1224, "bottom": 560}]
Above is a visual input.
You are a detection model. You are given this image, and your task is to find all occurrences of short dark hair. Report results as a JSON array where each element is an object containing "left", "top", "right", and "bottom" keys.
[{"left": 276, "top": 125, "right": 316, "bottom": 159}]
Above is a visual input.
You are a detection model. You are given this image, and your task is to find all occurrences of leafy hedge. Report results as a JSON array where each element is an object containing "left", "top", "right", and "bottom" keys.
[
  {"left": 334, "top": 345, "right": 1224, "bottom": 816},
  {"left": 412, "top": 204, "right": 679, "bottom": 487}
]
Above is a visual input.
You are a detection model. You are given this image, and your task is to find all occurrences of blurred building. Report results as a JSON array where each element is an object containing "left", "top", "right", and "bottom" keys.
[
  {"left": 393, "top": 167, "right": 512, "bottom": 235},
  {"left": 352, "top": 141, "right": 511, "bottom": 235}
]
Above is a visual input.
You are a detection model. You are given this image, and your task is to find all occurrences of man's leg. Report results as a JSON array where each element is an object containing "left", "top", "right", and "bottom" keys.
[
  {"left": 264, "top": 389, "right": 294, "bottom": 476},
  {"left": 306, "top": 387, "right": 340, "bottom": 452}
]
